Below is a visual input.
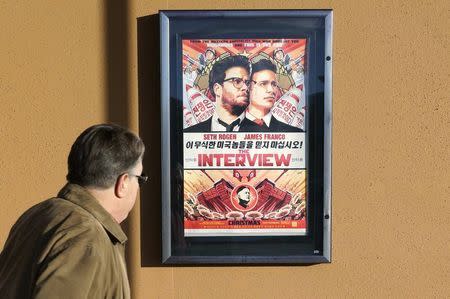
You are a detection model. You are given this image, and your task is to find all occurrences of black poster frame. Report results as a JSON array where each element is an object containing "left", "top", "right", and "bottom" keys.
[{"left": 160, "top": 10, "right": 332, "bottom": 264}]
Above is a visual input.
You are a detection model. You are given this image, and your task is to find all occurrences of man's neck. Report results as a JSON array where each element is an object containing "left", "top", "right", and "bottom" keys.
[
  {"left": 216, "top": 104, "right": 239, "bottom": 124},
  {"left": 86, "top": 187, "right": 123, "bottom": 223},
  {"left": 247, "top": 104, "right": 270, "bottom": 119}
]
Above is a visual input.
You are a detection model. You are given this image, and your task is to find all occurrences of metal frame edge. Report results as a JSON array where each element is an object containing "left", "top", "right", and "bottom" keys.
[{"left": 160, "top": 11, "right": 171, "bottom": 263}]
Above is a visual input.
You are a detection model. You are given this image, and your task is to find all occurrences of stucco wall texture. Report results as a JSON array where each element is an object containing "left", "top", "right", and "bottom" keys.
[{"left": 1, "top": 1, "right": 448, "bottom": 298}]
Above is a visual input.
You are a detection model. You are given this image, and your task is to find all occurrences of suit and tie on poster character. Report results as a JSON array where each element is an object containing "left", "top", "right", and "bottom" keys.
[{"left": 182, "top": 39, "right": 307, "bottom": 236}]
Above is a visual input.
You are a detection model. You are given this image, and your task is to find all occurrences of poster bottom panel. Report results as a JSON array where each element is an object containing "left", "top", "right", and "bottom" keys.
[{"left": 184, "top": 169, "right": 307, "bottom": 237}]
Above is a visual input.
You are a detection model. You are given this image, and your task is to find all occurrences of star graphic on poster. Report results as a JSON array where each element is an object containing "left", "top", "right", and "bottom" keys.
[{"left": 239, "top": 49, "right": 250, "bottom": 57}]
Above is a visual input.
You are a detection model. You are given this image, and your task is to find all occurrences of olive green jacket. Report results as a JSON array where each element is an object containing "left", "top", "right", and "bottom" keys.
[{"left": 0, "top": 184, "right": 130, "bottom": 299}]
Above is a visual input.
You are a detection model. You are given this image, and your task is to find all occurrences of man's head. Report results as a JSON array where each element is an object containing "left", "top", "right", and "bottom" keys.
[
  {"left": 205, "top": 48, "right": 216, "bottom": 61},
  {"left": 209, "top": 55, "right": 250, "bottom": 116},
  {"left": 249, "top": 59, "right": 279, "bottom": 116},
  {"left": 67, "top": 124, "right": 145, "bottom": 222},
  {"left": 273, "top": 48, "right": 284, "bottom": 61},
  {"left": 237, "top": 186, "right": 251, "bottom": 207}
]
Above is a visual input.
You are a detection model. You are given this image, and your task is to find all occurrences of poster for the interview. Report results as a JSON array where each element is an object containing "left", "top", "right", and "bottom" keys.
[{"left": 182, "top": 38, "right": 307, "bottom": 237}]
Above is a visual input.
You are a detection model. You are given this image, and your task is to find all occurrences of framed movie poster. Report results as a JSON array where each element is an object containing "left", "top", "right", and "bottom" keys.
[{"left": 160, "top": 10, "right": 332, "bottom": 264}]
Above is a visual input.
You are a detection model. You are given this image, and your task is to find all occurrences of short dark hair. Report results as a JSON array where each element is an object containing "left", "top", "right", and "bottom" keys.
[
  {"left": 67, "top": 124, "right": 145, "bottom": 188},
  {"left": 209, "top": 55, "right": 250, "bottom": 97},
  {"left": 250, "top": 59, "right": 277, "bottom": 80},
  {"left": 236, "top": 186, "right": 249, "bottom": 194}
]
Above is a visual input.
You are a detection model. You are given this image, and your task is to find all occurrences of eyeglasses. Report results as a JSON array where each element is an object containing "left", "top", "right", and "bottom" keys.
[
  {"left": 129, "top": 173, "right": 148, "bottom": 186},
  {"left": 251, "top": 80, "right": 279, "bottom": 89},
  {"left": 222, "top": 77, "right": 251, "bottom": 89}
]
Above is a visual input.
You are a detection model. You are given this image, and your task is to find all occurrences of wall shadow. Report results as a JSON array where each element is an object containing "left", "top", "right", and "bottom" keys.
[
  {"left": 103, "top": 0, "right": 136, "bottom": 281},
  {"left": 105, "top": 1, "right": 130, "bottom": 126},
  {"left": 137, "top": 14, "right": 162, "bottom": 267}
]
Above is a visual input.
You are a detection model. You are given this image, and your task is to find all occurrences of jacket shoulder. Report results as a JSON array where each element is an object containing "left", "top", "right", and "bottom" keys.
[
  {"left": 184, "top": 118, "right": 212, "bottom": 132},
  {"left": 270, "top": 117, "right": 303, "bottom": 132},
  {"left": 10, "top": 198, "right": 104, "bottom": 246}
]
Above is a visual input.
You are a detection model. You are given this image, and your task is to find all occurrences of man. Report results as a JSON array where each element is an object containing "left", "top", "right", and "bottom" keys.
[
  {"left": 0, "top": 124, "right": 146, "bottom": 299},
  {"left": 185, "top": 55, "right": 250, "bottom": 132},
  {"left": 273, "top": 48, "right": 292, "bottom": 73},
  {"left": 240, "top": 59, "right": 303, "bottom": 132},
  {"left": 236, "top": 186, "right": 251, "bottom": 208}
]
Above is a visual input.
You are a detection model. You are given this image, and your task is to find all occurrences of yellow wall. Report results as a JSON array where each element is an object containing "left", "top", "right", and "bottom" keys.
[{"left": 1, "top": 1, "right": 449, "bottom": 298}]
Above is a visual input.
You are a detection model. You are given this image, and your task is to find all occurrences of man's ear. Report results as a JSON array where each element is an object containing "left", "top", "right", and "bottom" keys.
[
  {"left": 213, "top": 83, "right": 222, "bottom": 98},
  {"left": 115, "top": 173, "right": 129, "bottom": 198}
]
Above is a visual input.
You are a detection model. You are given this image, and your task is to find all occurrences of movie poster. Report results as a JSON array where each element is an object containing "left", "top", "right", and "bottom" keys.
[{"left": 182, "top": 38, "right": 307, "bottom": 236}]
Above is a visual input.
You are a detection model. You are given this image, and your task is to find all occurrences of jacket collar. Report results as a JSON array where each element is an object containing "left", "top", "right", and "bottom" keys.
[{"left": 57, "top": 183, "right": 127, "bottom": 244}]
